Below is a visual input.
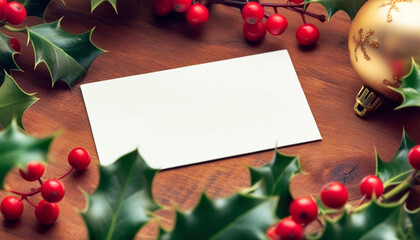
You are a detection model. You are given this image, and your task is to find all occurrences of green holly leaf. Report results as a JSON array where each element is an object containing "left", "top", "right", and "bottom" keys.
[
  {"left": 307, "top": 0, "right": 367, "bottom": 20},
  {"left": 91, "top": 0, "right": 117, "bottom": 13},
  {"left": 376, "top": 131, "right": 416, "bottom": 187},
  {"left": 0, "top": 72, "right": 38, "bottom": 130},
  {"left": 81, "top": 150, "right": 160, "bottom": 240},
  {"left": 313, "top": 199, "right": 407, "bottom": 240},
  {"left": 17, "top": 0, "right": 53, "bottom": 19},
  {"left": 0, "top": 120, "right": 54, "bottom": 189},
  {"left": 158, "top": 194, "right": 278, "bottom": 240},
  {"left": 406, "top": 207, "right": 420, "bottom": 239},
  {"left": 249, "top": 151, "right": 300, "bottom": 218},
  {"left": 26, "top": 19, "right": 105, "bottom": 88},
  {"left": 392, "top": 60, "right": 420, "bottom": 109},
  {"left": 0, "top": 33, "right": 20, "bottom": 83}
]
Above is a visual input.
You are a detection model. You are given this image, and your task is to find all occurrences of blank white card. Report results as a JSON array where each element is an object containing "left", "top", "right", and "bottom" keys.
[{"left": 81, "top": 50, "right": 321, "bottom": 169}]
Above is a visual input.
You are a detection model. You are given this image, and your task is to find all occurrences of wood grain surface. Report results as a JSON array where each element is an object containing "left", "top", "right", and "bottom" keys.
[{"left": 1, "top": 0, "right": 420, "bottom": 239}]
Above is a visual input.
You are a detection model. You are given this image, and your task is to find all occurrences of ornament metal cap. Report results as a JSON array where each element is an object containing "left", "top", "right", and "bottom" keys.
[{"left": 354, "top": 85, "right": 383, "bottom": 117}]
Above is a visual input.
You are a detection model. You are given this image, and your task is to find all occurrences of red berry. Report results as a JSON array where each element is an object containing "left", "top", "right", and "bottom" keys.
[
  {"left": 275, "top": 218, "right": 303, "bottom": 240},
  {"left": 266, "top": 225, "right": 278, "bottom": 240},
  {"left": 1, "top": 196, "right": 23, "bottom": 220},
  {"left": 266, "top": 14, "right": 288, "bottom": 36},
  {"left": 3, "top": 2, "right": 26, "bottom": 25},
  {"left": 408, "top": 145, "right": 420, "bottom": 170},
  {"left": 0, "top": 0, "right": 7, "bottom": 19},
  {"left": 289, "top": 196, "right": 318, "bottom": 224},
  {"left": 243, "top": 21, "right": 266, "bottom": 42},
  {"left": 291, "top": 0, "right": 305, "bottom": 4},
  {"left": 320, "top": 182, "right": 348, "bottom": 209},
  {"left": 296, "top": 23, "right": 320, "bottom": 46},
  {"left": 19, "top": 161, "right": 45, "bottom": 182},
  {"left": 153, "top": 0, "right": 172, "bottom": 16},
  {"left": 391, "top": 60, "right": 406, "bottom": 79},
  {"left": 9, "top": 37, "right": 20, "bottom": 52},
  {"left": 35, "top": 200, "right": 59, "bottom": 225},
  {"left": 41, "top": 179, "right": 65, "bottom": 203},
  {"left": 68, "top": 147, "right": 91, "bottom": 171},
  {"left": 185, "top": 4, "right": 208, "bottom": 26},
  {"left": 241, "top": 2, "right": 264, "bottom": 24},
  {"left": 360, "top": 175, "right": 384, "bottom": 199},
  {"left": 171, "top": 0, "right": 191, "bottom": 12}
]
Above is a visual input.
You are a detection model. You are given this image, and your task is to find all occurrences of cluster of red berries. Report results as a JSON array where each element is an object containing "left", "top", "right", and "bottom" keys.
[
  {"left": 153, "top": 0, "right": 209, "bottom": 26},
  {"left": 265, "top": 178, "right": 380, "bottom": 240},
  {"left": 265, "top": 144, "right": 420, "bottom": 240},
  {"left": 241, "top": 1, "right": 316, "bottom": 45},
  {"left": 153, "top": 0, "right": 321, "bottom": 45},
  {"left": 0, "top": 148, "right": 91, "bottom": 225},
  {"left": 0, "top": 0, "right": 26, "bottom": 25},
  {"left": 241, "top": 1, "right": 319, "bottom": 45}
]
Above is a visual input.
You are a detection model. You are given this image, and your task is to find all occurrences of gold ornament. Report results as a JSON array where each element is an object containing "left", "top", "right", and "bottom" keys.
[{"left": 348, "top": 0, "right": 420, "bottom": 116}]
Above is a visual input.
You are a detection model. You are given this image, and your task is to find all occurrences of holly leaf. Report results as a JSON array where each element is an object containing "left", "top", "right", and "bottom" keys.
[
  {"left": 91, "top": 0, "right": 117, "bottom": 13},
  {"left": 248, "top": 151, "right": 300, "bottom": 218},
  {"left": 392, "top": 60, "right": 420, "bottom": 109},
  {"left": 81, "top": 150, "right": 160, "bottom": 240},
  {"left": 313, "top": 199, "right": 407, "bottom": 240},
  {"left": 376, "top": 131, "right": 416, "bottom": 187},
  {"left": 307, "top": 0, "right": 367, "bottom": 20},
  {"left": 0, "top": 120, "right": 54, "bottom": 189},
  {"left": 17, "top": 0, "right": 54, "bottom": 19},
  {"left": 26, "top": 19, "right": 105, "bottom": 88},
  {"left": 406, "top": 207, "right": 420, "bottom": 239},
  {"left": 158, "top": 194, "right": 278, "bottom": 240},
  {"left": 0, "top": 33, "right": 20, "bottom": 83},
  {"left": 0, "top": 72, "right": 38, "bottom": 130}
]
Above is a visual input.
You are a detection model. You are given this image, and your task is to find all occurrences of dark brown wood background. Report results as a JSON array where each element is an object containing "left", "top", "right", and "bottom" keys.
[{"left": 1, "top": 0, "right": 420, "bottom": 239}]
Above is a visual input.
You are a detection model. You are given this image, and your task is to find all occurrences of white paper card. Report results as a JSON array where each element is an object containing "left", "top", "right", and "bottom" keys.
[{"left": 81, "top": 50, "right": 321, "bottom": 169}]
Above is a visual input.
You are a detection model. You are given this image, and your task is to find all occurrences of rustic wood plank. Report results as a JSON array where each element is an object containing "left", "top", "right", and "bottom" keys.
[{"left": 1, "top": 0, "right": 419, "bottom": 239}]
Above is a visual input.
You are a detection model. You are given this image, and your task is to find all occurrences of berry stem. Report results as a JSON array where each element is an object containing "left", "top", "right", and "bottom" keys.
[
  {"left": 315, "top": 217, "right": 324, "bottom": 228},
  {"left": 38, "top": 178, "right": 43, "bottom": 185},
  {"left": 207, "top": 0, "right": 326, "bottom": 22},
  {"left": 57, "top": 167, "right": 74, "bottom": 180},
  {"left": 3, "top": 25, "right": 26, "bottom": 33},
  {"left": 10, "top": 188, "right": 41, "bottom": 197},
  {"left": 23, "top": 197, "right": 37, "bottom": 208},
  {"left": 382, "top": 172, "right": 414, "bottom": 201},
  {"left": 354, "top": 195, "right": 367, "bottom": 208},
  {"left": 260, "top": 3, "right": 325, "bottom": 22}
]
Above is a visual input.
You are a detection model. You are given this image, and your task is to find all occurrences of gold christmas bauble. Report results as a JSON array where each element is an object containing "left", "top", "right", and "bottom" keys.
[{"left": 348, "top": 0, "right": 420, "bottom": 116}]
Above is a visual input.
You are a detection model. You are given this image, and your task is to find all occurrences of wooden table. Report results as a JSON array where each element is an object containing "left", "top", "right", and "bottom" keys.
[{"left": 1, "top": 0, "right": 420, "bottom": 239}]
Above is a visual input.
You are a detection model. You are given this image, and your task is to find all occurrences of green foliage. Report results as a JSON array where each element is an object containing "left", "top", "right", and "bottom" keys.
[
  {"left": 81, "top": 149, "right": 300, "bottom": 239},
  {"left": 91, "top": 0, "right": 118, "bottom": 13},
  {"left": 249, "top": 151, "right": 300, "bottom": 218},
  {"left": 159, "top": 194, "right": 277, "bottom": 240},
  {"left": 0, "top": 120, "right": 54, "bottom": 189},
  {"left": 17, "top": 0, "right": 53, "bottom": 19},
  {"left": 314, "top": 200, "right": 406, "bottom": 240},
  {"left": 392, "top": 60, "right": 420, "bottom": 109},
  {"left": 307, "top": 0, "right": 367, "bottom": 20},
  {"left": 0, "top": 72, "right": 38, "bottom": 130},
  {"left": 0, "top": 33, "right": 20, "bottom": 83},
  {"left": 26, "top": 19, "right": 105, "bottom": 88},
  {"left": 310, "top": 133, "right": 419, "bottom": 240},
  {"left": 376, "top": 131, "right": 416, "bottom": 187},
  {"left": 81, "top": 150, "right": 160, "bottom": 240},
  {"left": 406, "top": 207, "right": 420, "bottom": 239},
  {"left": 80, "top": 132, "right": 420, "bottom": 240}
]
